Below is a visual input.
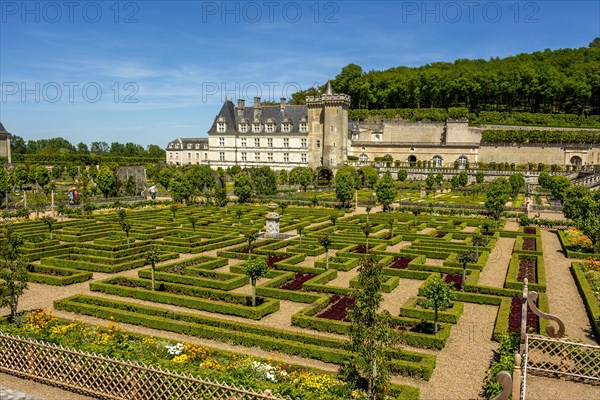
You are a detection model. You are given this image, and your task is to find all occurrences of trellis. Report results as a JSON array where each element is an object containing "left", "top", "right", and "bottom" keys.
[{"left": 0, "top": 332, "right": 288, "bottom": 400}]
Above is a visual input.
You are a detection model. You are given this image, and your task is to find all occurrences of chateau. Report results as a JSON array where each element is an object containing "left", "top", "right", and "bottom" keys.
[
  {"left": 0, "top": 122, "right": 12, "bottom": 163},
  {"left": 166, "top": 85, "right": 600, "bottom": 170}
]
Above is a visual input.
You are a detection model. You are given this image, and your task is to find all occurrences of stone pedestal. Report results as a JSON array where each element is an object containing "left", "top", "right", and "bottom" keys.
[{"left": 265, "top": 203, "right": 281, "bottom": 238}]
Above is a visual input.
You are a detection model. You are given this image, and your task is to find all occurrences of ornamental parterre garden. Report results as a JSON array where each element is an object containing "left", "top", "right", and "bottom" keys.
[{"left": 1, "top": 204, "right": 599, "bottom": 399}]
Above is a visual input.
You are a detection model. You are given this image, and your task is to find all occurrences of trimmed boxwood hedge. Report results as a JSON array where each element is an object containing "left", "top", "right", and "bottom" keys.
[
  {"left": 54, "top": 295, "right": 436, "bottom": 379},
  {"left": 26, "top": 264, "right": 92, "bottom": 285},
  {"left": 505, "top": 254, "right": 546, "bottom": 293},
  {"left": 399, "top": 297, "right": 464, "bottom": 324},
  {"left": 571, "top": 262, "right": 600, "bottom": 339}
]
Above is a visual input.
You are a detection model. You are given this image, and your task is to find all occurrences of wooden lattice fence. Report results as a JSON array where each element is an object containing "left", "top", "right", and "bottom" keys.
[{"left": 0, "top": 332, "right": 289, "bottom": 400}]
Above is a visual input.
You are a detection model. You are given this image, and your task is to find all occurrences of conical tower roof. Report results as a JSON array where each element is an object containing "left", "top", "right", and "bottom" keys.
[
  {"left": 0, "top": 122, "right": 8, "bottom": 134},
  {"left": 325, "top": 81, "right": 333, "bottom": 95}
]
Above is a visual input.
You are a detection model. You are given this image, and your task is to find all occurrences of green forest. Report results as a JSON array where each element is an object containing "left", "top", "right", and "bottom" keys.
[{"left": 292, "top": 38, "right": 600, "bottom": 118}]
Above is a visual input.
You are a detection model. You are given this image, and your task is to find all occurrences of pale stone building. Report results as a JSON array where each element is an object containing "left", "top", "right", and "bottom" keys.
[
  {"left": 165, "top": 138, "right": 209, "bottom": 166},
  {"left": 168, "top": 85, "right": 600, "bottom": 170}
]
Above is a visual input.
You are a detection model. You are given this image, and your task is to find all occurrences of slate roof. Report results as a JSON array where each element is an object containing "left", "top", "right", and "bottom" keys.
[
  {"left": 0, "top": 122, "right": 9, "bottom": 134},
  {"left": 207, "top": 100, "right": 308, "bottom": 134},
  {"left": 166, "top": 137, "right": 208, "bottom": 150}
]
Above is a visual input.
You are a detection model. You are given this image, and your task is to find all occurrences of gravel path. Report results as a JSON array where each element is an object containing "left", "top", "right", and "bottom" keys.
[
  {"left": 524, "top": 375, "right": 600, "bottom": 399},
  {"left": 0, "top": 374, "right": 96, "bottom": 400},
  {"left": 477, "top": 237, "right": 515, "bottom": 288},
  {"left": 541, "top": 230, "right": 597, "bottom": 344},
  {"left": 379, "top": 279, "right": 423, "bottom": 315}
]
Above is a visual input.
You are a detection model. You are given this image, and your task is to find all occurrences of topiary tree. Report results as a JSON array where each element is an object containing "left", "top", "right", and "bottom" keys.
[
  {"left": 411, "top": 207, "right": 421, "bottom": 226},
  {"left": 318, "top": 235, "right": 332, "bottom": 270},
  {"left": 244, "top": 231, "right": 258, "bottom": 256},
  {"left": 121, "top": 221, "right": 132, "bottom": 248},
  {"left": 296, "top": 226, "right": 304, "bottom": 245},
  {"left": 362, "top": 224, "right": 372, "bottom": 251},
  {"left": 422, "top": 275, "right": 452, "bottom": 334},
  {"left": 145, "top": 246, "right": 161, "bottom": 291},
  {"left": 330, "top": 215, "right": 338, "bottom": 234},
  {"left": 279, "top": 202, "right": 288, "bottom": 216},
  {"left": 387, "top": 218, "right": 395, "bottom": 238},
  {"left": 471, "top": 233, "right": 488, "bottom": 259},
  {"left": 365, "top": 205, "right": 372, "bottom": 225},
  {"left": 188, "top": 215, "right": 198, "bottom": 231},
  {"left": 170, "top": 204, "right": 178, "bottom": 221},
  {"left": 42, "top": 215, "right": 57, "bottom": 240},
  {"left": 457, "top": 250, "right": 477, "bottom": 291},
  {"left": 243, "top": 257, "right": 269, "bottom": 307},
  {"left": 236, "top": 209, "right": 243, "bottom": 226},
  {"left": 375, "top": 172, "right": 397, "bottom": 212}
]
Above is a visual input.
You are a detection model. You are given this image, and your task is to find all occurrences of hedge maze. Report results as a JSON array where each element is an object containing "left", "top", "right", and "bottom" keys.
[{"left": 3, "top": 204, "right": 556, "bottom": 394}]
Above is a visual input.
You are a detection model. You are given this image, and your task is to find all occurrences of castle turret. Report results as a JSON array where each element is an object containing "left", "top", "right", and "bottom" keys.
[{"left": 0, "top": 122, "right": 11, "bottom": 163}]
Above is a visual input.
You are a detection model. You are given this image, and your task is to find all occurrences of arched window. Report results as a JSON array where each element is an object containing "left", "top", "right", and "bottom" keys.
[
  {"left": 457, "top": 156, "right": 468, "bottom": 168},
  {"left": 570, "top": 156, "right": 582, "bottom": 165},
  {"left": 359, "top": 153, "right": 369, "bottom": 165},
  {"left": 432, "top": 155, "right": 443, "bottom": 167},
  {"left": 408, "top": 155, "right": 417, "bottom": 165}
]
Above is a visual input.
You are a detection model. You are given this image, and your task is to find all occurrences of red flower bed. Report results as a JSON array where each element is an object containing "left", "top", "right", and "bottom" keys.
[
  {"left": 388, "top": 256, "right": 413, "bottom": 270},
  {"left": 353, "top": 245, "right": 368, "bottom": 254},
  {"left": 524, "top": 227, "right": 536, "bottom": 235},
  {"left": 267, "top": 254, "right": 288, "bottom": 268},
  {"left": 522, "top": 238, "right": 536, "bottom": 251},
  {"left": 508, "top": 297, "right": 538, "bottom": 333},
  {"left": 517, "top": 258, "right": 536, "bottom": 283},
  {"left": 316, "top": 294, "right": 355, "bottom": 322},
  {"left": 277, "top": 273, "right": 316, "bottom": 291},
  {"left": 442, "top": 273, "right": 463, "bottom": 289}
]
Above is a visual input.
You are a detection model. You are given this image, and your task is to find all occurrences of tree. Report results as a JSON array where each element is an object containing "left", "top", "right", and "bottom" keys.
[
  {"left": 233, "top": 173, "right": 253, "bottom": 203},
  {"left": 158, "top": 167, "right": 174, "bottom": 191},
  {"left": 411, "top": 207, "right": 421, "bottom": 226},
  {"left": 318, "top": 236, "right": 332, "bottom": 270},
  {"left": 374, "top": 172, "right": 397, "bottom": 211},
  {"left": 346, "top": 253, "right": 397, "bottom": 399},
  {"left": 298, "top": 168, "right": 315, "bottom": 192},
  {"left": 170, "top": 204, "right": 178, "bottom": 220},
  {"left": 508, "top": 173, "right": 524, "bottom": 196},
  {"left": 362, "top": 224, "right": 372, "bottom": 250},
  {"left": 243, "top": 257, "right": 269, "bottom": 307},
  {"left": 279, "top": 202, "right": 288, "bottom": 216},
  {"left": 387, "top": 218, "right": 395, "bottom": 238},
  {"left": 475, "top": 171, "right": 485, "bottom": 184},
  {"left": 95, "top": 165, "right": 117, "bottom": 198},
  {"left": 425, "top": 173, "right": 436, "bottom": 190},
  {"left": 121, "top": 221, "right": 132, "bottom": 247},
  {"left": 67, "top": 165, "right": 79, "bottom": 181},
  {"left": 422, "top": 275, "right": 452, "bottom": 334},
  {"left": 188, "top": 215, "right": 198, "bottom": 231},
  {"left": 471, "top": 233, "right": 488, "bottom": 259},
  {"left": 563, "top": 186, "right": 600, "bottom": 252},
  {"left": 457, "top": 171, "right": 468, "bottom": 187},
  {"left": 335, "top": 171, "right": 355, "bottom": 208},
  {"left": 485, "top": 177, "right": 511, "bottom": 223},
  {"left": 249, "top": 166, "right": 277, "bottom": 195},
  {"left": 397, "top": 169, "right": 408, "bottom": 182},
  {"left": 235, "top": 209, "right": 243, "bottom": 226},
  {"left": 457, "top": 250, "right": 476, "bottom": 290},
  {"left": 244, "top": 231, "right": 258, "bottom": 255},
  {"left": 365, "top": 206, "right": 372, "bottom": 225},
  {"left": 296, "top": 226, "right": 304, "bottom": 245},
  {"left": 12, "top": 165, "right": 29, "bottom": 190},
  {"left": 42, "top": 215, "right": 57, "bottom": 240},
  {"left": 0, "top": 226, "right": 28, "bottom": 321},
  {"left": 330, "top": 215, "right": 338, "bottom": 234},
  {"left": 360, "top": 166, "right": 379, "bottom": 188},
  {"left": 170, "top": 172, "right": 193, "bottom": 204},
  {"left": 186, "top": 165, "right": 216, "bottom": 194},
  {"left": 32, "top": 165, "right": 50, "bottom": 189},
  {"left": 277, "top": 169, "right": 288, "bottom": 186},
  {"left": 0, "top": 166, "right": 10, "bottom": 205},
  {"left": 145, "top": 246, "right": 161, "bottom": 291}
]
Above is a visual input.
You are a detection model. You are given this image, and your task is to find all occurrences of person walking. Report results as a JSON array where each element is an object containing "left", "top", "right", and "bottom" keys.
[{"left": 149, "top": 184, "right": 157, "bottom": 200}]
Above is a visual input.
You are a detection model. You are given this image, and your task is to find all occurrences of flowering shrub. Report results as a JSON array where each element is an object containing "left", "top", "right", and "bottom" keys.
[
  {"left": 564, "top": 227, "right": 594, "bottom": 252},
  {"left": 23, "top": 309, "right": 57, "bottom": 332}
]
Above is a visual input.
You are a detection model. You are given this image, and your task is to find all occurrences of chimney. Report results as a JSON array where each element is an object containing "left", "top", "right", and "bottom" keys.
[
  {"left": 236, "top": 99, "right": 245, "bottom": 117},
  {"left": 280, "top": 97, "right": 286, "bottom": 112},
  {"left": 253, "top": 97, "right": 261, "bottom": 120}
]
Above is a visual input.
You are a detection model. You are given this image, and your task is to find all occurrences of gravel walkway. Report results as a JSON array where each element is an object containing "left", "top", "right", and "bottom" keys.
[
  {"left": 0, "top": 374, "right": 96, "bottom": 400},
  {"left": 541, "top": 230, "right": 597, "bottom": 344},
  {"left": 524, "top": 375, "right": 600, "bottom": 399},
  {"left": 477, "top": 237, "right": 515, "bottom": 288}
]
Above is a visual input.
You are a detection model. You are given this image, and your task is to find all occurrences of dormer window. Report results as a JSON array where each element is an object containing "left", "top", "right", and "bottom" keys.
[
  {"left": 239, "top": 123, "right": 249, "bottom": 133},
  {"left": 175, "top": 143, "right": 180, "bottom": 149},
  {"left": 217, "top": 117, "right": 227, "bottom": 133},
  {"left": 266, "top": 122, "right": 275, "bottom": 133},
  {"left": 299, "top": 123, "right": 307, "bottom": 133},
  {"left": 252, "top": 122, "right": 262, "bottom": 133},
  {"left": 168, "top": 143, "right": 174, "bottom": 149},
  {"left": 282, "top": 123, "right": 291, "bottom": 133},
  {"left": 187, "top": 144, "right": 192, "bottom": 149}
]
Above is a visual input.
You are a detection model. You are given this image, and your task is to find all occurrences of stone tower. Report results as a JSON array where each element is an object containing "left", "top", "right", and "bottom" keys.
[
  {"left": 306, "top": 82, "right": 351, "bottom": 170},
  {"left": 0, "top": 122, "right": 11, "bottom": 163}
]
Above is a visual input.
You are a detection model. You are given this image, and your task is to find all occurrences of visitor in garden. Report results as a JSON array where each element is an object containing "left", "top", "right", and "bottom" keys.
[
  {"left": 68, "top": 190, "right": 74, "bottom": 204},
  {"left": 149, "top": 184, "right": 157, "bottom": 200}
]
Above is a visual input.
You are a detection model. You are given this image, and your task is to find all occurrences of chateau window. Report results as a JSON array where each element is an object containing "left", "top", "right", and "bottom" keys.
[
  {"left": 266, "top": 123, "right": 274, "bottom": 133},
  {"left": 301, "top": 138, "right": 307, "bottom": 148},
  {"left": 187, "top": 144, "right": 192, "bottom": 149},
  {"left": 359, "top": 154, "right": 368, "bottom": 165},
  {"left": 252, "top": 123, "right": 261, "bottom": 133},
  {"left": 219, "top": 152, "right": 225, "bottom": 161},
  {"left": 268, "top": 153, "right": 273, "bottom": 162},
  {"left": 432, "top": 155, "right": 443, "bottom": 167},
  {"left": 241, "top": 152, "right": 247, "bottom": 162},
  {"left": 204, "top": 153, "right": 208, "bottom": 160},
  {"left": 299, "top": 123, "right": 307, "bottom": 133},
  {"left": 175, "top": 143, "right": 180, "bottom": 149},
  {"left": 301, "top": 153, "right": 307, "bottom": 163},
  {"left": 267, "top": 138, "right": 273, "bottom": 148},
  {"left": 239, "top": 123, "right": 249, "bottom": 133},
  {"left": 255, "top": 152, "right": 260, "bottom": 161},
  {"left": 195, "top": 144, "right": 200, "bottom": 149},
  {"left": 283, "top": 153, "right": 289, "bottom": 163},
  {"left": 169, "top": 152, "right": 173, "bottom": 159},
  {"left": 168, "top": 144, "right": 173, "bottom": 149},
  {"left": 187, "top": 152, "right": 191, "bottom": 159},
  {"left": 457, "top": 156, "right": 468, "bottom": 167},
  {"left": 219, "top": 137, "right": 225, "bottom": 147},
  {"left": 283, "top": 138, "right": 289, "bottom": 148},
  {"left": 241, "top": 138, "right": 247, "bottom": 147},
  {"left": 196, "top": 153, "right": 200, "bottom": 159},
  {"left": 217, "top": 122, "right": 226, "bottom": 133},
  {"left": 282, "top": 123, "right": 291, "bottom": 133},
  {"left": 317, "top": 140, "right": 320, "bottom": 148},
  {"left": 254, "top": 138, "right": 260, "bottom": 147},
  {"left": 175, "top": 153, "right": 179, "bottom": 158},
  {"left": 352, "top": 133, "right": 359, "bottom": 141}
]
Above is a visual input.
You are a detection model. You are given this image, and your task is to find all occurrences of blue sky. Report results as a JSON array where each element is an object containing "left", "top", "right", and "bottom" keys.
[{"left": 1, "top": 0, "right": 599, "bottom": 148}]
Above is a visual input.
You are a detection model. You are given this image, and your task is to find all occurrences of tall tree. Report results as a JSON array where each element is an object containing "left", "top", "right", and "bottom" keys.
[
  {"left": 335, "top": 170, "right": 356, "bottom": 208},
  {"left": 95, "top": 165, "right": 117, "bottom": 198},
  {"left": 375, "top": 172, "right": 397, "bottom": 211},
  {"left": 485, "top": 177, "right": 511, "bottom": 223},
  {"left": 0, "top": 226, "right": 28, "bottom": 321},
  {"left": 243, "top": 257, "right": 269, "bottom": 307},
  {"left": 346, "top": 253, "right": 398, "bottom": 399}
]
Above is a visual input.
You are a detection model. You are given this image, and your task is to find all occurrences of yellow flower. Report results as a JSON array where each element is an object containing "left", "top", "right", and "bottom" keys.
[{"left": 172, "top": 354, "right": 190, "bottom": 364}]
